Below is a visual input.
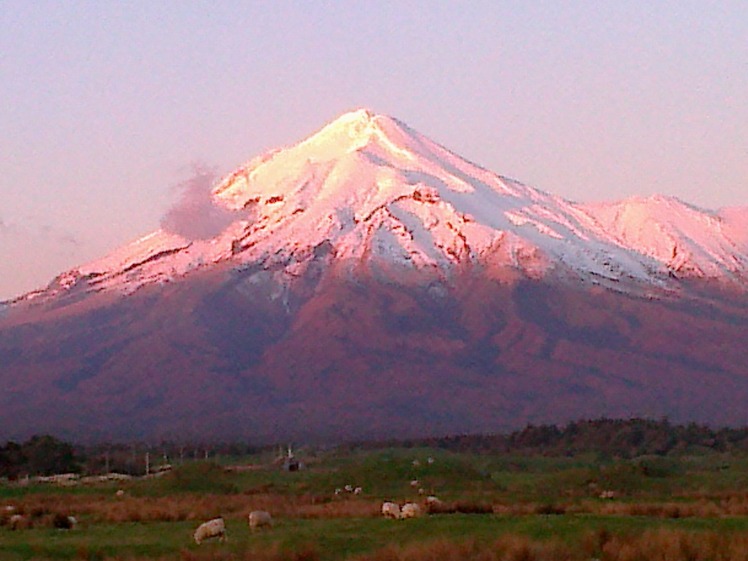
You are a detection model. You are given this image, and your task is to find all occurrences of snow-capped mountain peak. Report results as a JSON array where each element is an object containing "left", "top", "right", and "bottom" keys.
[
  {"left": 295, "top": 108, "right": 396, "bottom": 156},
  {"left": 14, "top": 111, "right": 748, "bottom": 303}
]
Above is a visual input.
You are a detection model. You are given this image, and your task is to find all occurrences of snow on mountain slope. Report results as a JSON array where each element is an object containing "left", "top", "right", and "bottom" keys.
[
  {"left": 582, "top": 196, "right": 748, "bottom": 284},
  {"left": 14, "top": 109, "right": 747, "bottom": 302},
  {"left": 720, "top": 206, "right": 748, "bottom": 248},
  {"left": 208, "top": 109, "right": 666, "bottom": 284}
]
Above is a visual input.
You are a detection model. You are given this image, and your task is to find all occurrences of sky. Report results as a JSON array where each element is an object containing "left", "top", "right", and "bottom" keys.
[{"left": 1, "top": 1, "right": 746, "bottom": 300}]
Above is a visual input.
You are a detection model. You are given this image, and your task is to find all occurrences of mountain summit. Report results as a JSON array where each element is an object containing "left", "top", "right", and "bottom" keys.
[
  {"left": 16, "top": 109, "right": 748, "bottom": 304},
  {"left": 1, "top": 111, "right": 747, "bottom": 442}
]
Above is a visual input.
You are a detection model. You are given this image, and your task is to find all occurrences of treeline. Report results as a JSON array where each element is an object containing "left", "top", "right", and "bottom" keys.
[
  {"left": 0, "top": 437, "right": 260, "bottom": 479},
  {"left": 6, "top": 418, "right": 748, "bottom": 478},
  {"left": 0, "top": 435, "right": 79, "bottom": 478},
  {"left": 350, "top": 418, "right": 748, "bottom": 458}
]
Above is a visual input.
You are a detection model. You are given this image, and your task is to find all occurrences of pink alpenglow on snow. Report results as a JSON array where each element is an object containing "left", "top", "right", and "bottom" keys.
[{"left": 14, "top": 109, "right": 746, "bottom": 305}]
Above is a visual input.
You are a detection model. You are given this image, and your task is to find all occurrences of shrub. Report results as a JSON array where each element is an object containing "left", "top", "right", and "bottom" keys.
[
  {"left": 52, "top": 512, "right": 74, "bottom": 529},
  {"left": 163, "top": 462, "right": 238, "bottom": 494}
]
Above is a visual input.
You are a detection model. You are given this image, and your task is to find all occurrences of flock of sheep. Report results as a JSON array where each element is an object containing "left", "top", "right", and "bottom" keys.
[
  {"left": 2, "top": 505, "right": 77, "bottom": 531},
  {"left": 381, "top": 495, "right": 442, "bottom": 520},
  {"left": 199, "top": 456, "right": 446, "bottom": 546},
  {"left": 193, "top": 509, "right": 272, "bottom": 544},
  {"left": 5, "top": 456, "right": 444, "bottom": 545},
  {"left": 193, "top": 493, "right": 444, "bottom": 545}
]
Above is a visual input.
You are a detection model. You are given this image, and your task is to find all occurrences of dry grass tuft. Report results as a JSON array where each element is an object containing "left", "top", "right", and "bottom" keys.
[
  {"left": 351, "top": 531, "right": 748, "bottom": 561},
  {"left": 351, "top": 536, "right": 576, "bottom": 561},
  {"left": 102, "top": 544, "right": 321, "bottom": 561},
  {"left": 3, "top": 492, "right": 384, "bottom": 525}
]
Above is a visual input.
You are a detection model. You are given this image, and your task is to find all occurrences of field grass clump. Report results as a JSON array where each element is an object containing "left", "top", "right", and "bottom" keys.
[
  {"left": 158, "top": 462, "right": 239, "bottom": 495},
  {"left": 352, "top": 530, "right": 748, "bottom": 561}
]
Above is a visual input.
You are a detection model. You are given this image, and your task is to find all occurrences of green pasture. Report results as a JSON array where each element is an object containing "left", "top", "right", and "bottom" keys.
[
  {"left": 5, "top": 447, "right": 748, "bottom": 559},
  {"left": 124, "top": 448, "right": 748, "bottom": 501},
  {"left": 5, "top": 514, "right": 748, "bottom": 561}
]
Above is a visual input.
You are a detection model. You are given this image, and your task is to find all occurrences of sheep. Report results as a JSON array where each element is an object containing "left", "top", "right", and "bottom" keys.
[
  {"left": 193, "top": 517, "right": 226, "bottom": 545},
  {"left": 115, "top": 489, "right": 125, "bottom": 498},
  {"left": 381, "top": 501, "right": 401, "bottom": 519},
  {"left": 401, "top": 502, "right": 423, "bottom": 519},
  {"left": 409, "top": 479, "right": 420, "bottom": 488},
  {"left": 353, "top": 486, "right": 363, "bottom": 495},
  {"left": 248, "top": 510, "right": 272, "bottom": 531},
  {"left": 334, "top": 488, "right": 342, "bottom": 496},
  {"left": 425, "top": 495, "right": 443, "bottom": 513},
  {"left": 0, "top": 506, "right": 16, "bottom": 527},
  {"left": 8, "top": 514, "right": 27, "bottom": 530},
  {"left": 344, "top": 484, "right": 354, "bottom": 493}
]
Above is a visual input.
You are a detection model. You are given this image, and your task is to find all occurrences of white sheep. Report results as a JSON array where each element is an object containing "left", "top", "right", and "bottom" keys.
[
  {"left": 353, "top": 486, "right": 363, "bottom": 495},
  {"left": 425, "top": 496, "right": 443, "bottom": 513},
  {"left": 193, "top": 517, "right": 226, "bottom": 545},
  {"left": 409, "top": 479, "right": 420, "bottom": 488},
  {"left": 8, "top": 514, "right": 26, "bottom": 530},
  {"left": 115, "top": 489, "right": 125, "bottom": 498},
  {"left": 401, "top": 502, "right": 423, "bottom": 519},
  {"left": 248, "top": 510, "right": 272, "bottom": 530},
  {"left": 344, "top": 484, "right": 354, "bottom": 492},
  {"left": 381, "top": 501, "right": 401, "bottom": 519}
]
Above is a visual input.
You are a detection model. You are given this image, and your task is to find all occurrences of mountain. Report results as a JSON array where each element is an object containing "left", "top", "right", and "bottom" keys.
[
  {"left": 581, "top": 196, "right": 748, "bottom": 285},
  {"left": 1, "top": 109, "right": 747, "bottom": 443}
]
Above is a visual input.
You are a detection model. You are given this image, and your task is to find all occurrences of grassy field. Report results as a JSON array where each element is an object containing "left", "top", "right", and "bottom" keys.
[{"left": 5, "top": 447, "right": 748, "bottom": 560}]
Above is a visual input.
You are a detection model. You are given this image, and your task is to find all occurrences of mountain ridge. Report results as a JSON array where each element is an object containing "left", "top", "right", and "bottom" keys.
[{"left": 8, "top": 109, "right": 747, "bottom": 306}]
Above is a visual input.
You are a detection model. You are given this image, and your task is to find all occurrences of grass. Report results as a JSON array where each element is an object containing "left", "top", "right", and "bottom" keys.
[
  {"left": 6, "top": 515, "right": 748, "bottom": 561},
  {"left": 7, "top": 448, "right": 748, "bottom": 559}
]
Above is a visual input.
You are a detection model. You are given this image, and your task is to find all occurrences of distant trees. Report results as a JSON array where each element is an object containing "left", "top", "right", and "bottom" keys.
[
  {"left": 345, "top": 418, "right": 748, "bottom": 457},
  {"left": 6, "top": 419, "right": 748, "bottom": 480},
  {"left": 0, "top": 435, "right": 81, "bottom": 478},
  {"left": 0, "top": 437, "right": 265, "bottom": 479}
]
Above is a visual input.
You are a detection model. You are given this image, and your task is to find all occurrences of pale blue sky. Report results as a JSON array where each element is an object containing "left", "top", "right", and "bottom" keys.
[{"left": 1, "top": 1, "right": 746, "bottom": 299}]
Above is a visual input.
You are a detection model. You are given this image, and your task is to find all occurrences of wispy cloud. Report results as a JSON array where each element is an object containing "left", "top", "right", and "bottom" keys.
[
  {"left": 160, "top": 165, "right": 242, "bottom": 240},
  {"left": 38, "top": 225, "right": 80, "bottom": 247},
  {"left": 0, "top": 214, "right": 80, "bottom": 247}
]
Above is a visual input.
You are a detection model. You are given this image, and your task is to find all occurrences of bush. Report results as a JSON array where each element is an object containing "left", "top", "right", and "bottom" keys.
[
  {"left": 635, "top": 456, "right": 683, "bottom": 478},
  {"left": 163, "top": 462, "right": 238, "bottom": 494},
  {"left": 52, "top": 513, "right": 75, "bottom": 529},
  {"left": 534, "top": 503, "right": 566, "bottom": 515}
]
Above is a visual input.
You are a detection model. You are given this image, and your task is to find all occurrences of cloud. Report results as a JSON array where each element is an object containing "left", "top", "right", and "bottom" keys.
[
  {"left": 38, "top": 225, "right": 80, "bottom": 247},
  {"left": 160, "top": 165, "right": 241, "bottom": 240},
  {"left": 0, "top": 214, "right": 80, "bottom": 247}
]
